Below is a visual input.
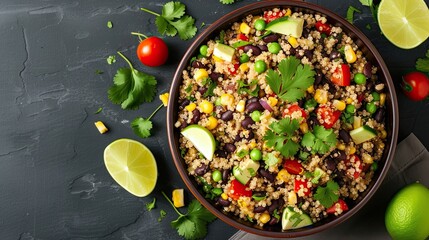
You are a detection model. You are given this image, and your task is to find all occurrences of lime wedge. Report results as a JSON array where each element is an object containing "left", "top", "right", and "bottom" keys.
[
  {"left": 181, "top": 125, "right": 215, "bottom": 160},
  {"left": 378, "top": 0, "right": 429, "bottom": 49},
  {"left": 104, "top": 139, "right": 157, "bottom": 197}
]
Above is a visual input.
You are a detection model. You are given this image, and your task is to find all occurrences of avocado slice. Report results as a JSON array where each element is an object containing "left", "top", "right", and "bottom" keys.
[
  {"left": 232, "top": 159, "right": 260, "bottom": 185},
  {"left": 282, "top": 207, "right": 313, "bottom": 230},
  {"left": 213, "top": 43, "right": 235, "bottom": 62},
  {"left": 266, "top": 17, "right": 304, "bottom": 38},
  {"left": 349, "top": 125, "right": 377, "bottom": 144}
]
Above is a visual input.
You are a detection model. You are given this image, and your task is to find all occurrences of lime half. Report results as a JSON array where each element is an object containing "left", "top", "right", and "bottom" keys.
[
  {"left": 378, "top": 0, "right": 429, "bottom": 49},
  {"left": 181, "top": 125, "right": 215, "bottom": 160},
  {"left": 104, "top": 139, "right": 157, "bottom": 197}
]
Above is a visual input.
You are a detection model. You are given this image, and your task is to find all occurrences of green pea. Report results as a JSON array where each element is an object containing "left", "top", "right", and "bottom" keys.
[
  {"left": 211, "top": 188, "right": 223, "bottom": 196},
  {"left": 254, "top": 60, "right": 267, "bottom": 74},
  {"left": 268, "top": 42, "right": 281, "bottom": 54},
  {"left": 251, "top": 110, "right": 261, "bottom": 122},
  {"left": 212, "top": 170, "right": 222, "bottom": 182},
  {"left": 239, "top": 54, "right": 250, "bottom": 63},
  {"left": 354, "top": 73, "right": 366, "bottom": 85},
  {"left": 346, "top": 104, "right": 355, "bottom": 113},
  {"left": 304, "top": 98, "right": 317, "bottom": 110},
  {"left": 366, "top": 102, "right": 377, "bottom": 114},
  {"left": 254, "top": 19, "right": 266, "bottom": 31},
  {"left": 371, "top": 92, "right": 380, "bottom": 102},
  {"left": 250, "top": 148, "right": 262, "bottom": 161},
  {"left": 371, "top": 162, "right": 378, "bottom": 171},
  {"left": 199, "top": 45, "right": 208, "bottom": 57}
]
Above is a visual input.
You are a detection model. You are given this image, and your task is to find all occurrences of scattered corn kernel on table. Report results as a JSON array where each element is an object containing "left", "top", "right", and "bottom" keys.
[{"left": 1, "top": 0, "right": 428, "bottom": 239}]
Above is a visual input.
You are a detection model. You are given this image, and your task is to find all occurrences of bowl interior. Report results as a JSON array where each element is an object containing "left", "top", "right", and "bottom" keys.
[{"left": 167, "top": 1, "right": 398, "bottom": 238}]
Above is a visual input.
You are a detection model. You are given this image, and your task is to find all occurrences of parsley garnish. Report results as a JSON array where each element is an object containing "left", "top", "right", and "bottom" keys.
[
  {"left": 263, "top": 152, "right": 279, "bottom": 169},
  {"left": 107, "top": 55, "right": 116, "bottom": 65},
  {"left": 314, "top": 180, "right": 339, "bottom": 208},
  {"left": 301, "top": 125, "right": 337, "bottom": 154},
  {"left": 141, "top": 1, "right": 197, "bottom": 40},
  {"left": 94, "top": 107, "right": 102, "bottom": 114},
  {"left": 158, "top": 209, "right": 167, "bottom": 222},
  {"left": 162, "top": 192, "right": 216, "bottom": 240},
  {"left": 416, "top": 49, "right": 429, "bottom": 73},
  {"left": 108, "top": 51, "right": 157, "bottom": 110},
  {"left": 263, "top": 117, "right": 301, "bottom": 158},
  {"left": 266, "top": 56, "right": 315, "bottom": 103},
  {"left": 346, "top": 6, "right": 361, "bottom": 24},
  {"left": 146, "top": 198, "right": 156, "bottom": 211},
  {"left": 107, "top": 21, "right": 113, "bottom": 28},
  {"left": 220, "top": 0, "right": 235, "bottom": 4}
]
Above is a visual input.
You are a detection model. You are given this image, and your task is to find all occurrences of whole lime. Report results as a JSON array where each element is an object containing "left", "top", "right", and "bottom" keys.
[{"left": 385, "top": 182, "right": 429, "bottom": 240}]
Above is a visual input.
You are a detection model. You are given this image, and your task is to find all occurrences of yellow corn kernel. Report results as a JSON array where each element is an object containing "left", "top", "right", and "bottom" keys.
[
  {"left": 206, "top": 116, "right": 218, "bottom": 130},
  {"left": 240, "top": 22, "right": 251, "bottom": 34},
  {"left": 199, "top": 100, "right": 214, "bottom": 114},
  {"left": 212, "top": 55, "right": 223, "bottom": 62},
  {"left": 362, "top": 153, "right": 373, "bottom": 164},
  {"left": 194, "top": 68, "right": 208, "bottom": 82},
  {"left": 344, "top": 44, "right": 357, "bottom": 63},
  {"left": 348, "top": 146, "right": 356, "bottom": 155},
  {"left": 259, "top": 213, "right": 271, "bottom": 224},
  {"left": 353, "top": 116, "right": 362, "bottom": 129},
  {"left": 346, "top": 98, "right": 353, "bottom": 104},
  {"left": 285, "top": 8, "right": 292, "bottom": 16},
  {"left": 314, "top": 89, "right": 328, "bottom": 104},
  {"left": 221, "top": 193, "right": 228, "bottom": 200},
  {"left": 249, "top": 141, "right": 257, "bottom": 149},
  {"left": 159, "top": 93, "right": 169, "bottom": 107},
  {"left": 236, "top": 100, "right": 246, "bottom": 112},
  {"left": 220, "top": 93, "right": 234, "bottom": 106},
  {"left": 185, "top": 102, "right": 196, "bottom": 112},
  {"left": 237, "top": 199, "right": 247, "bottom": 207},
  {"left": 288, "top": 191, "right": 297, "bottom": 205},
  {"left": 337, "top": 143, "right": 346, "bottom": 150},
  {"left": 172, "top": 189, "right": 185, "bottom": 208},
  {"left": 277, "top": 169, "right": 291, "bottom": 182},
  {"left": 267, "top": 97, "right": 278, "bottom": 107},
  {"left": 380, "top": 93, "right": 386, "bottom": 106},
  {"left": 333, "top": 100, "right": 346, "bottom": 111},
  {"left": 307, "top": 85, "right": 315, "bottom": 94},
  {"left": 380, "top": 129, "right": 387, "bottom": 139},
  {"left": 299, "top": 122, "right": 309, "bottom": 134},
  {"left": 94, "top": 121, "right": 108, "bottom": 134},
  {"left": 239, "top": 62, "right": 249, "bottom": 72},
  {"left": 288, "top": 36, "right": 299, "bottom": 48}
]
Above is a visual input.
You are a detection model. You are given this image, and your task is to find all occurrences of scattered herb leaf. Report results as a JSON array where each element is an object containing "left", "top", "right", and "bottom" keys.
[
  {"left": 273, "top": 209, "right": 280, "bottom": 220},
  {"left": 314, "top": 180, "right": 339, "bottom": 208},
  {"left": 236, "top": 149, "right": 249, "bottom": 158},
  {"left": 217, "top": 30, "right": 225, "bottom": 44},
  {"left": 237, "top": 79, "right": 259, "bottom": 97},
  {"left": 416, "top": 49, "right": 429, "bottom": 73},
  {"left": 200, "top": 22, "right": 205, "bottom": 28},
  {"left": 263, "top": 117, "right": 300, "bottom": 158},
  {"left": 346, "top": 6, "right": 362, "bottom": 24},
  {"left": 252, "top": 193, "right": 266, "bottom": 201},
  {"left": 366, "top": 23, "right": 372, "bottom": 30},
  {"left": 231, "top": 41, "right": 251, "bottom": 48},
  {"left": 202, "top": 78, "right": 217, "bottom": 97},
  {"left": 158, "top": 209, "right": 167, "bottom": 222},
  {"left": 95, "top": 69, "right": 104, "bottom": 74},
  {"left": 94, "top": 107, "right": 103, "bottom": 114},
  {"left": 263, "top": 152, "right": 279, "bottom": 169},
  {"left": 131, "top": 102, "right": 164, "bottom": 138},
  {"left": 107, "top": 21, "right": 113, "bottom": 28},
  {"left": 107, "top": 55, "right": 116, "bottom": 65},
  {"left": 301, "top": 125, "right": 337, "bottom": 154},
  {"left": 220, "top": 0, "right": 235, "bottom": 4},
  {"left": 146, "top": 198, "right": 156, "bottom": 211}
]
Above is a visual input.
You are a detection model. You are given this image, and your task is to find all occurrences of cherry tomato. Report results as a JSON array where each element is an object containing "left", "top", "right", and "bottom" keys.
[
  {"left": 331, "top": 64, "right": 351, "bottom": 86},
  {"left": 282, "top": 104, "right": 307, "bottom": 122},
  {"left": 294, "top": 179, "right": 311, "bottom": 196},
  {"left": 263, "top": 10, "right": 284, "bottom": 22},
  {"left": 401, "top": 71, "right": 429, "bottom": 101},
  {"left": 315, "top": 21, "right": 331, "bottom": 35},
  {"left": 237, "top": 33, "right": 249, "bottom": 41},
  {"left": 136, "top": 36, "right": 168, "bottom": 67},
  {"left": 316, "top": 106, "right": 341, "bottom": 129},
  {"left": 326, "top": 199, "right": 348, "bottom": 214},
  {"left": 228, "top": 63, "right": 240, "bottom": 76},
  {"left": 228, "top": 179, "right": 252, "bottom": 200},
  {"left": 283, "top": 159, "right": 304, "bottom": 175},
  {"left": 343, "top": 154, "right": 363, "bottom": 179}
]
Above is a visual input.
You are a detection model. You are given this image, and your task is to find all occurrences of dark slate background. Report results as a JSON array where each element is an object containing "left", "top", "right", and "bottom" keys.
[{"left": 1, "top": 0, "right": 428, "bottom": 239}]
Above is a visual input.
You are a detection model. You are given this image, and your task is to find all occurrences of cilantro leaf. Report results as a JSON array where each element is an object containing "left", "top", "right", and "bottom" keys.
[
  {"left": 346, "top": 6, "right": 361, "bottom": 24},
  {"left": 156, "top": 16, "right": 177, "bottom": 36},
  {"left": 266, "top": 56, "right": 315, "bottom": 103},
  {"left": 314, "top": 180, "right": 340, "bottom": 208},
  {"left": 263, "top": 152, "right": 279, "bottom": 168},
  {"left": 237, "top": 79, "right": 259, "bottom": 97},
  {"left": 161, "top": 1, "right": 185, "bottom": 20},
  {"left": 263, "top": 118, "right": 301, "bottom": 158},
  {"left": 359, "top": 0, "right": 371, "bottom": 7},
  {"left": 170, "top": 15, "right": 198, "bottom": 41},
  {"left": 301, "top": 125, "right": 337, "bottom": 154},
  {"left": 131, "top": 117, "right": 153, "bottom": 138},
  {"left": 220, "top": 0, "right": 235, "bottom": 4},
  {"left": 416, "top": 49, "right": 429, "bottom": 73},
  {"left": 158, "top": 209, "right": 167, "bottom": 222},
  {"left": 94, "top": 107, "right": 102, "bottom": 114},
  {"left": 146, "top": 198, "right": 156, "bottom": 211},
  {"left": 107, "top": 55, "right": 116, "bottom": 65}
]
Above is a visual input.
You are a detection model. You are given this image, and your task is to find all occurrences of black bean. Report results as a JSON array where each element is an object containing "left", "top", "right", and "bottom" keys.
[
  {"left": 253, "top": 206, "right": 267, "bottom": 213},
  {"left": 209, "top": 72, "right": 223, "bottom": 81},
  {"left": 192, "top": 61, "right": 205, "bottom": 68},
  {"left": 215, "top": 105, "right": 224, "bottom": 113},
  {"left": 302, "top": 28, "right": 310, "bottom": 38},
  {"left": 339, "top": 129, "right": 351, "bottom": 143},
  {"left": 315, "top": 69, "right": 323, "bottom": 85},
  {"left": 374, "top": 108, "right": 385, "bottom": 122},
  {"left": 268, "top": 200, "right": 279, "bottom": 214},
  {"left": 247, "top": 97, "right": 259, "bottom": 104},
  {"left": 246, "top": 101, "right": 264, "bottom": 113},
  {"left": 234, "top": 134, "right": 242, "bottom": 142},
  {"left": 258, "top": 168, "right": 275, "bottom": 182},
  {"left": 217, "top": 198, "right": 231, "bottom": 207},
  {"left": 332, "top": 150, "right": 347, "bottom": 161},
  {"left": 278, "top": 198, "right": 285, "bottom": 209},
  {"left": 191, "top": 109, "right": 200, "bottom": 124},
  {"left": 330, "top": 50, "right": 341, "bottom": 60},
  {"left": 180, "top": 121, "right": 188, "bottom": 129},
  {"left": 364, "top": 62, "right": 373, "bottom": 78},
  {"left": 308, "top": 115, "right": 319, "bottom": 130},
  {"left": 241, "top": 116, "right": 254, "bottom": 129},
  {"left": 262, "top": 34, "right": 279, "bottom": 43},
  {"left": 198, "top": 86, "right": 207, "bottom": 95},
  {"left": 289, "top": 47, "right": 296, "bottom": 56},
  {"left": 243, "top": 45, "right": 261, "bottom": 56},
  {"left": 221, "top": 110, "right": 234, "bottom": 121},
  {"left": 304, "top": 50, "right": 313, "bottom": 61},
  {"left": 268, "top": 217, "right": 279, "bottom": 225},
  {"left": 298, "top": 99, "right": 305, "bottom": 108},
  {"left": 326, "top": 157, "right": 337, "bottom": 171},
  {"left": 215, "top": 149, "right": 228, "bottom": 158},
  {"left": 224, "top": 143, "right": 236, "bottom": 153},
  {"left": 258, "top": 44, "right": 268, "bottom": 51},
  {"left": 366, "top": 80, "right": 374, "bottom": 91},
  {"left": 246, "top": 131, "right": 254, "bottom": 140},
  {"left": 222, "top": 169, "right": 230, "bottom": 182},
  {"left": 179, "top": 99, "right": 190, "bottom": 110},
  {"left": 195, "top": 164, "right": 208, "bottom": 176}
]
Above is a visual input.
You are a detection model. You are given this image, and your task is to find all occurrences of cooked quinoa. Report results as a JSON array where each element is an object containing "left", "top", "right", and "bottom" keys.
[{"left": 175, "top": 8, "right": 387, "bottom": 229}]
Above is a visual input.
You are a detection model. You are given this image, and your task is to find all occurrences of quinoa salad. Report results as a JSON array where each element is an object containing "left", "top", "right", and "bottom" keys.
[{"left": 174, "top": 7, "right": 387, "bottom": 229}]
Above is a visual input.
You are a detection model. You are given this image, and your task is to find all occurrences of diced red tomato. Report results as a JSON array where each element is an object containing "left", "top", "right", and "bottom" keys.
[
  {"left": 316, "top": 106, "right": 341, "bottom": 129},
  {"left": 228, "top": 63, "right": 240, "bottom": 76},
  {"left": 357, "top": 94, "right": 365, "bottom": 103},
  {"left": 331, "top": 64, "right": 351, "bottom": 86},
  {"left": 263, "top": 10, "right": 284, "bottom": 22},
  {"left": 343, "top": 154, "right": 363, "bottom": 179},
  {"left": 294, "top": 179, "right": 311, "bottom": 196},
  {"left": 228, "top": 179, "right": 252, "bottom": 200},
  {"left": 283, "top": 160, "right": 304, "bottom": 175},
  {"left": 326, "top": 199, "right": 349, "bottom": 214},
  {"left": 315, "top": 21, "right": 331, "bottom": 35},
  {"left": 282, "top": 104, "right": 307, "bottom": 122},
  {"left": 237, "top": 33, "right": 249, "bottom": 41}
]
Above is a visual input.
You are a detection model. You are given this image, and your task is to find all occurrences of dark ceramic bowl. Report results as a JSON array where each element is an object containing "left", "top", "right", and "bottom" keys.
[{"left": 167, "top": 1, "right": 399, "bottom": 238}]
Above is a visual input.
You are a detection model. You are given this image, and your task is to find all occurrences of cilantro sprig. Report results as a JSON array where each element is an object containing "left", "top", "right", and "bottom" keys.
[
  {"left": 263, "top": 117, "right": 301, "bottom": 158},
  {"left": 162, "top": 192, "right": 216, "bottom": 240},
  {"left": 301, "top": 125, "right": 337, "bottom": 154},
  {"left": 416, "top": 49, "right": 429, "bottom": 73},
  {"left": 266, "top": 56, "right": 315, "bottom": 103},
  {"left": 108, "top": 51, "right": 157, "bottom": 110},
  {"left": 146, "top": 198, "right": 156, "bottom": 211},
  {"left": 314, "top": 180, "right": 340, "bottom": 208},
  {"left": 141, "top": 1, "right": 197, "bottom": 40}
]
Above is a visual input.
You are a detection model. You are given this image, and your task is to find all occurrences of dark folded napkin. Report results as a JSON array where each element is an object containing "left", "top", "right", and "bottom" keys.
[{"left": 230, "top": 133, "right": 429, "bottom": 240}]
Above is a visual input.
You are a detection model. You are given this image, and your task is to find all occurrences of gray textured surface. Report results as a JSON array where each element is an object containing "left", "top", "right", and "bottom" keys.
[{"left": 1, "top": 0, "right": 429, "bottom": 239}]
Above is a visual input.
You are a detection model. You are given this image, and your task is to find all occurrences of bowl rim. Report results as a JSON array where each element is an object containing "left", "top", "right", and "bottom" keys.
[{"left": 167, "top": 0, "right": 399, "bottom": 238}]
